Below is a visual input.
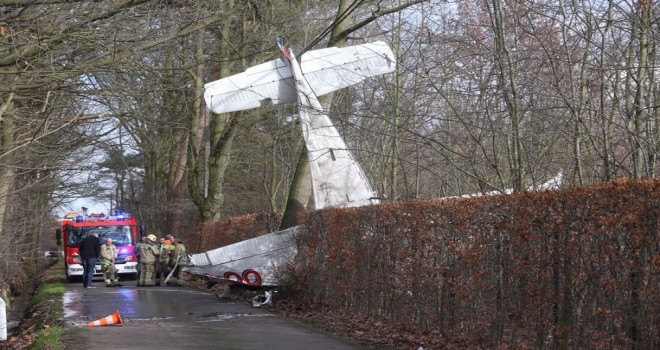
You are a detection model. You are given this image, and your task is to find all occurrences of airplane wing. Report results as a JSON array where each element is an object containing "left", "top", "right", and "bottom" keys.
[
  {"left": 299, "top": 41, "right": 396, "bottom": 97},
  {"left": 184, "top": 227, "right": 298, "bottom": 287},
  {"left": 203, "top": 41, "right": 396, "bottom": 114},
  {"left": 203, "top": 59, "right": 296, "bottom": 115}
]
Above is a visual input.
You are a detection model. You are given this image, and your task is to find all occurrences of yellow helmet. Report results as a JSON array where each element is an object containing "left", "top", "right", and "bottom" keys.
[{"left": 147, "top": 234, "right": 158, "bottom": 242}]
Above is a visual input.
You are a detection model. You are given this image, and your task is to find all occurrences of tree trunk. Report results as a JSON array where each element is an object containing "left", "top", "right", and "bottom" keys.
[
  {"left": 183, "top": 4, "right": 241, "bottom": 223},
  {"left": 487, "top": 0, "right": 524, "bottom": 192},
  {"left": 387, "top": 6, "right": 404, "bottom": 200},
  {"left": 166, "top": 131, "right": 189, "bottom": 235},
  {"left": 631, "top": 0, "right": 651, "bottom": 179},
  {"left": 279, "top": 147, "right": 311, "bottom": 229},
  {"left": 0, "top": 93, "right": 15, "bottom": 237},
  {"left": 598, "top": 4, "right": 615, "bottom": 181}
]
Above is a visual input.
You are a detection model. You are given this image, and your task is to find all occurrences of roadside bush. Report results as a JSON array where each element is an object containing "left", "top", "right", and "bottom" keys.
[
  {"left": 189, "top": 212, "right": 281, "bottom": 253},
  {"left": 291, "top": 179, "right": 659, "bottom": 349}
]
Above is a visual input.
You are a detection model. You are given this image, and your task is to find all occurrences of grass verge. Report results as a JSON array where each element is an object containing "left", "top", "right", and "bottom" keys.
[{"left": 7, "top": 264, "right": 66, "bottom": 350}]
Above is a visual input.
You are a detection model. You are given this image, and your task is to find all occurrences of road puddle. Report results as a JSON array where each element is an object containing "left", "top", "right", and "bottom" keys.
[
  {"left": 195, "top": 313, "right": 276, "bottom": 323},
  {"left": 63, "top": 290, "right": 82, "bottom": 318},
  {"left": 125, "top": 316, "right": 174, "bottom": 322},
  {"left": 66, "top": 316, "right": 175, "bottom": 328}
]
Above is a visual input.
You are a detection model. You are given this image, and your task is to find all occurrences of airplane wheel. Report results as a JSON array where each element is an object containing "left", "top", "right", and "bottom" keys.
[
  {"left": 223, "top": 271, "right": 243, "bottom": 283},
  {"left": 241, "top": 269, "right": 262, "bottom": 287}
]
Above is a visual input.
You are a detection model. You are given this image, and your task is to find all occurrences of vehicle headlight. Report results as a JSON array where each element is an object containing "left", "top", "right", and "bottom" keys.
[{"left": 116, "top": 254, "right": 131, "bottom": 263}]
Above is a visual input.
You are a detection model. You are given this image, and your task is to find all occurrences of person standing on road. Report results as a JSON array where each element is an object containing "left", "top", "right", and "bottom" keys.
[
  {"left": 137, "top": 234, "right": 160, "bottom": 287},
  {"left": 135, "top": 236, "right": 146, "bottom": 276},
  {"left": 168, "top": 240, "right": 188, "bottom": 286},
  {"left": 79, "top": 232, "right": 101, "bottom": 288},
  {"left": 155, "top": 237, "right": 165, "bottom": 284},
  {"left": 100, "top": 237, "right": 121, "bottom": 287},
  {"left": 157, "top": 238, "right": 174, "bottom": 286}
]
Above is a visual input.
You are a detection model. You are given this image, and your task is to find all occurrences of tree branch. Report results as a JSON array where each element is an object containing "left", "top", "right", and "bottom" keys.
[{"left": 330, "top": 0, "right": 427, "bottom": 46}]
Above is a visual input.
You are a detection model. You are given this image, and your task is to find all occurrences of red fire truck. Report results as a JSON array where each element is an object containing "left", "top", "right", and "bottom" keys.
[{"left": 56, "top": 212, "right": 142, "bottom": 282}]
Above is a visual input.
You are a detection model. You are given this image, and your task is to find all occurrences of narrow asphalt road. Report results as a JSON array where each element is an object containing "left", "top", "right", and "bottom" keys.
[{"left": 62, "top": 281, "right": 365, "bottom": 350}]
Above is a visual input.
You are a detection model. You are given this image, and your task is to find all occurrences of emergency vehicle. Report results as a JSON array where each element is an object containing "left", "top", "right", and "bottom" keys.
[{"left": 56, "top": 211, "right": 142, "bottom": 282}]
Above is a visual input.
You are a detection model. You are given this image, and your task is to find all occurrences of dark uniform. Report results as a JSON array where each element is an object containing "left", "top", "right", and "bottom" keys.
[{"left": 79, "top": 233, "right": 101, "bottom": 288}]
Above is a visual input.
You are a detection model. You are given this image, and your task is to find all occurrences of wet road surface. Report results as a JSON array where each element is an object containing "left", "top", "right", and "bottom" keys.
[{"left": 62, "top": 283, "right": 365, "bottom": 350}]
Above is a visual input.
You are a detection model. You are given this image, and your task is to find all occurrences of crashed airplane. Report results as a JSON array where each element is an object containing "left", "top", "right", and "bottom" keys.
[{"left": 183, "top": 39, "right": 397, "bottom": 287}]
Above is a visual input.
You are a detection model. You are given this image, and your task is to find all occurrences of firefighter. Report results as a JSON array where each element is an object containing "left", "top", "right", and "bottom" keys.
[
  {"left": 154, "top": 237, "right": 165, "bottom": 284},
  {"left": 135, "top": 236, "right": 147, "bottom": 276},
  {"left": 100, "top": 237, "right": 121, "bottom": 287},
  {"left": 168, "top": 240, "right": 188, "bottom": 286},
  {"left": 137, "top": 234, "right": 160, "bottom": 287},
  {"left": 157, "top": 238, "right": 174, "bottom": 286}
]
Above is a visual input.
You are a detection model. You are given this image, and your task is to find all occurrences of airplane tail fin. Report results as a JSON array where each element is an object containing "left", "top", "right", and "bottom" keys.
[{"left": 204, "top": 41, "right": 396, "bottom": 114}]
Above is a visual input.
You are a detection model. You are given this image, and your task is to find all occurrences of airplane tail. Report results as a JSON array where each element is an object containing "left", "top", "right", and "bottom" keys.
[{"left": 204, "top": 41, "right": 395, "bottom": 114}]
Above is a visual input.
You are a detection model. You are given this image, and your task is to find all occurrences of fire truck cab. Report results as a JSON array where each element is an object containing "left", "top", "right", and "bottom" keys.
[{"left": 56, "top": 212, "right": 141, "bottom": 283}]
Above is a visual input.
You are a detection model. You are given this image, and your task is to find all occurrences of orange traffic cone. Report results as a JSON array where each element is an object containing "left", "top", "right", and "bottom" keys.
[{"left": 88, "top": 310, "right": 123, "bottom": 327}]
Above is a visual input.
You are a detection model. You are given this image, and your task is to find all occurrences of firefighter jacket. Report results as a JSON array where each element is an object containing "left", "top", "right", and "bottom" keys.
[
  {"left": 100, "top": 243, "right": 117, "bottom": 261},
  {"left": 173, "top": 243, "right": 188, "bottom": 267},
  {"left": 159, "top": 242, "right": 174, "bottom": 263},
  {"left": 138, "top": 242, "right": 160, "bottom": 263}
]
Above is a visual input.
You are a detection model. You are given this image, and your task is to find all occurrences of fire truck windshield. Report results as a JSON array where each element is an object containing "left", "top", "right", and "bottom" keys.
[{"left": 68, "top": 226, "right": 134, "bottom": 247}]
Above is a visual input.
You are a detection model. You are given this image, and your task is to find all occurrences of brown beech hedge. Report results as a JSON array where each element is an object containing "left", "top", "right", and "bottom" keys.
[
  {"left": 194, "top": 179, "right": 658, "bottom": 349},
  {"left": 292, "top": 179, "right": 658, "bottom": 349}
]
